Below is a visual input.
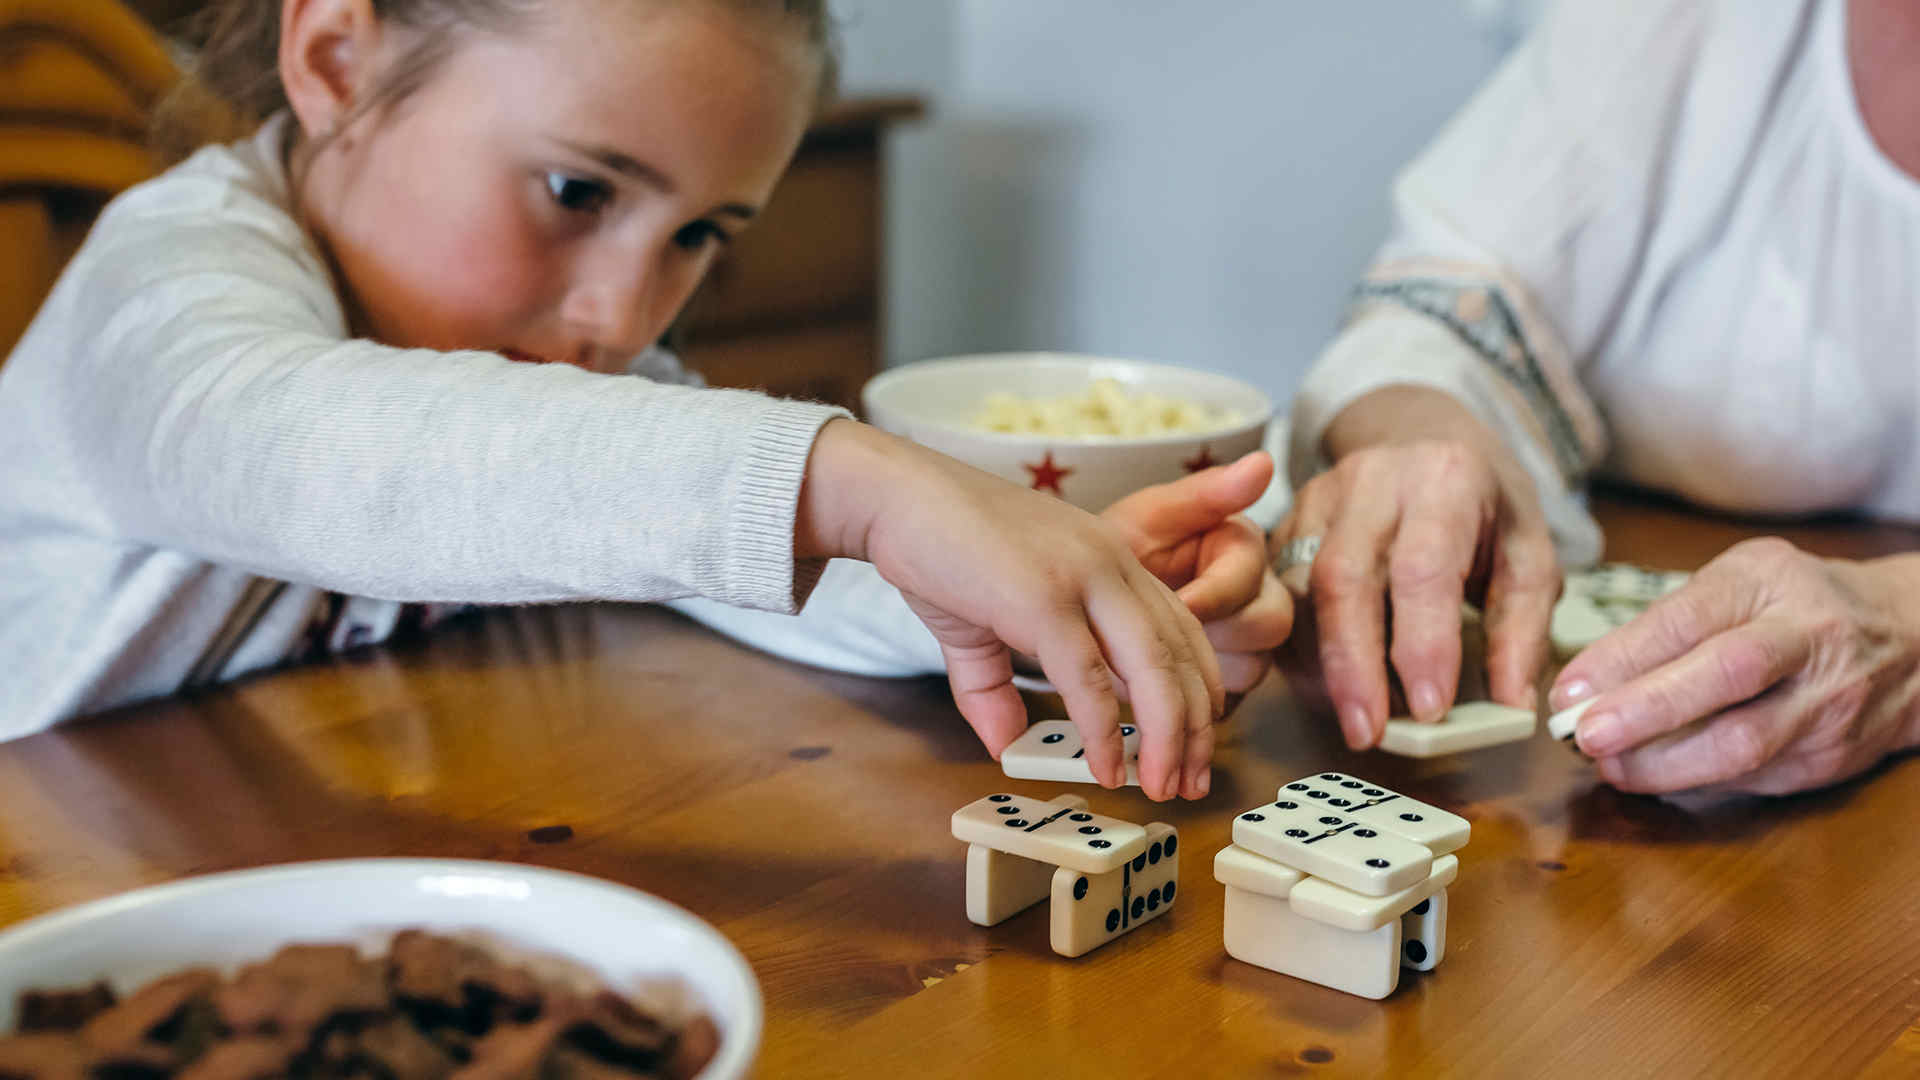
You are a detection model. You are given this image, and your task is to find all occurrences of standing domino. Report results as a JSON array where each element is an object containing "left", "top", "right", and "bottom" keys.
[
  {"left": 1399, "top": 889, "right": 1448, "bottom": 971},
  {"left": 1050, "top": 823, "right": 1179, "bottom": 957},
  {"left": 965, "top": 845, "right": 1055, "bottom": 927},
  {"left": 1000, "top": 719, "right": 1142, "bottom": 786}
]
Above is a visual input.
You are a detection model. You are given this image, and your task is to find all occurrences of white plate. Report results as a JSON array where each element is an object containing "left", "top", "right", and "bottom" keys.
[{"left": 0, "top": 858, "right": 760, "bottom": 1080}]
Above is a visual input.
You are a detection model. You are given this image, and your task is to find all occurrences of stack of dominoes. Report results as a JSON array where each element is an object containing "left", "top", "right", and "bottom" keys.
[
  {"left": 952, "top": 792, "right": 1177, "bottom": 958},
  {"left": 1213, "top": 772, "right": 1468, "bottom": 999}
]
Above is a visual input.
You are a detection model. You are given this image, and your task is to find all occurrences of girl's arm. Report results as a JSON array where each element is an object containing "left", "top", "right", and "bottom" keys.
[{"left": 28, "top": 180, "right": 844, "bottom": 613}]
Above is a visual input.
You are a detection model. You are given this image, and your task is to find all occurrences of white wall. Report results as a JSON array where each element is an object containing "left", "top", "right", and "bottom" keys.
[{"left": 831, "top": 2, "right": 1536, "bottom": 400}]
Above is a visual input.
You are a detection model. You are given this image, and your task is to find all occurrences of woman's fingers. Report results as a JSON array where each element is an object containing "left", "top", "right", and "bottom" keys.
[
  {"left": 1479, "top": 526, "right": 1562, "bottom": 709},
  {"left": 1594, "top": 677, "right": 1801, "bottom": 793},
  {"left": 1383, "top": 456, "right": 1487, "bottom": 722},
  {"left": 1572, "top": 616, "right": 1807, "bottom": 759},
  {"left": 1310, "top": 477, "right": 1401, "bottom": 749},
  {"left": 1552, "top": 556, "right": 1763, "bottom": 712}
]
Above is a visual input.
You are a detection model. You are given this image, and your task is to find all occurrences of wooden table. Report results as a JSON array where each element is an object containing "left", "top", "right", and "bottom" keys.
[{"left": 5, "top": 491, "right": 1920, "bottom": 1078}]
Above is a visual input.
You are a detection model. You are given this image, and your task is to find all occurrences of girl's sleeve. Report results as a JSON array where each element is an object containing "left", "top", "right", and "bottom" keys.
[
  {"left": 666, "top": 559, "right": 946, "bottom": 678},
  {"left": 33, "top": 184, "right": 847, "bottom": 612},
  {"left": 620, "top": 345, "right": 947, "bottom": 676},
  {"left": 1289, "top": 0, "right": 1711, "bottom": 566}
]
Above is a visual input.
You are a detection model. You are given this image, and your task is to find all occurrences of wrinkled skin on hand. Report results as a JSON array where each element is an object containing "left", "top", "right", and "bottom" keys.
[{"left": 1551, "top": 537, "right": 1920, "bottom": 796}]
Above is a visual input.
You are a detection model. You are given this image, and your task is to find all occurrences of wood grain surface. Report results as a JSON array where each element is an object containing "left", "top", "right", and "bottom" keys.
[{"left": 2, "top": 490, "right": 1918, "bottom": 1078}]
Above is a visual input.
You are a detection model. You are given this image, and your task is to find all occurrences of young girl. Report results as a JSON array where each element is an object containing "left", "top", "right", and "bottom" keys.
[{"left": 0, "top": 0, "right": 1288, "bottom": 802}]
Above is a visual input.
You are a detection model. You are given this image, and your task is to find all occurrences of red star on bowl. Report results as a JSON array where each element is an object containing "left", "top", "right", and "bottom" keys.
[
  {"left": 1183, "top": 445, "right": 1216, "bottom": 473},
  {"left": 1024, "top": 451, "right": 1074, "bottom": 495}
]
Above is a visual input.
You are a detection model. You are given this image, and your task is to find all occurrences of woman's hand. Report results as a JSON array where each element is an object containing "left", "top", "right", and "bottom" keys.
[
  {"left": 1549, "top": 539, "right": 1920, "bottom": 795},
  {"left": 1103, "top": 451, "right": 1293, "bottom": 695},
  {"left": 797, "top": 419, "right": 1225, "bottom": 802},
  {"left": 1271, "top": 386, "right": 1561, "bottom": 749}
]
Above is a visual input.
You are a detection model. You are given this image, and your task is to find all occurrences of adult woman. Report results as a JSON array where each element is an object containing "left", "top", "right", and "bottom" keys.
[{"left": 1279, "top": 0, "right": 1920, "bottom": 795}]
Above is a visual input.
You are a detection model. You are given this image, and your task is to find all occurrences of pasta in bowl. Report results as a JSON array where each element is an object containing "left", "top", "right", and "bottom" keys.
[{"left": 862, "top": 353, "right": 1272, "bottom": 512}]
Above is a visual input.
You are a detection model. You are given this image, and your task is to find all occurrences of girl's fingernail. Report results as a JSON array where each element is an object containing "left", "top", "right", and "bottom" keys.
[
  {"left": 1197, "top": 766, "right": 1212, "bottom": 797},
  {"left": 1550, "top": 679, "right": 1594, "bottom": 711},
  {"left": 1410, "top": 681, "right": 1441, "bottom": 720},
  {"left": 1578, "top": 711, "right": 1621, "bottom": 756}
]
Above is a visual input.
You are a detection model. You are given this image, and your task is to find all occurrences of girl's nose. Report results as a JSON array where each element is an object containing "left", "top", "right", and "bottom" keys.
[{"left": 561, "top": 264, "right": 658, "bottom": 358}]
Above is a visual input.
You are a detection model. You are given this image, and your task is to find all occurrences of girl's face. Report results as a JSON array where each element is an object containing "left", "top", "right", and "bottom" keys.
[{"left": 301, "top": 0, "right": 817, "bottom": 373}]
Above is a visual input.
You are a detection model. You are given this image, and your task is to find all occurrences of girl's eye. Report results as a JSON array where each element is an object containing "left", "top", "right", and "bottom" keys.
[
  {"left": 545, "top": 173, "right": 612, "bottom": 214},
  {"left": 673, "top": 220, "right": 729, "bottom": 252}
]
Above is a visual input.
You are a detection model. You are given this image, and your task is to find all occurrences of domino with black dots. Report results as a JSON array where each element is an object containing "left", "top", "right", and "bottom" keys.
[{"left": 1050, "top": 823, "right": 1179, "bottom": 957}]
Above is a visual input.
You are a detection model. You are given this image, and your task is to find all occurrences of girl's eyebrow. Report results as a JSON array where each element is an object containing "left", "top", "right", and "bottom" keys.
[{"left": 551, "top": 138, "right": 759, "bottom": 220}]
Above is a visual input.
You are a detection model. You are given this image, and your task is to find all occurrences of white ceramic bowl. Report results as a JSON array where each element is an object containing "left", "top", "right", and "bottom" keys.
[
  {"left": 862, "top": 353, "right": 1273, "bottom": 512},
  {"left": 0, "top": 859, "right": 761, "bottom": 1080}
]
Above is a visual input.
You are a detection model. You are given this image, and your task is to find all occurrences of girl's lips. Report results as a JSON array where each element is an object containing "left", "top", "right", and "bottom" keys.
[{"left": 501, "top": 348, "right": 597, "bottom": 370}]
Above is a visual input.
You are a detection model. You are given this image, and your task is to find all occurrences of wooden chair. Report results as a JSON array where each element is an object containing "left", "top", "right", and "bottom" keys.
[{"left": 0, "top": 0, "right": 179, "bottom": 358}]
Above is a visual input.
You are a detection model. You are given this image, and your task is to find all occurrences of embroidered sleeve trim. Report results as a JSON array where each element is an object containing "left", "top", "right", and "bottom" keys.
[{"left": 1351, "top": 277, "right": 1588, "bottom": 479}]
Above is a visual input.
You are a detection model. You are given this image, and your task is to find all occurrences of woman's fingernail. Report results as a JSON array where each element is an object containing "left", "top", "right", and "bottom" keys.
[
  {"left": 1342, "top": 705, "right": 1373, "bottom": 748},
  {"left": 1197, "top": 766, "right": 1212, "bottom": 797},
  {"left": 1410, "top": 681, "right": 1441, "bottom": 720},
  {"left": 1550, "top": 679, "right": 1593, "bottom": 711},
  {"left": 1578, "top": 711, "right": 1621, "bottom": 756}
]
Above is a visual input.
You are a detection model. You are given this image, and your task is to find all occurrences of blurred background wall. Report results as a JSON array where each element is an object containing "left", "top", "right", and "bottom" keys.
[{"left": 832, "top": 0, "right": 1548, "bottom": 400}]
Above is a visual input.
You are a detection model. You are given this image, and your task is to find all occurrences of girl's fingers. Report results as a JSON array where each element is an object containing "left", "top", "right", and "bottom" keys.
[
  {"left": 1573, "top": 617, "right": 1807, "bottom": 759},
  {"left": 936, "top": 640, "right": 1031, "bottom": 759},
  {"left": 1216, "top": 649, "right": 1274, "bottom": 694},
  {"left": 1129, "top": 564, "right": 1219, "bottom": 801},
  {"left": 1157, "top": 569, "right": 1224, "bottom": 799},
  {"left": 1031, "top": 612, "right": 1128, "bottom": 790},
  {"left": 1202, "top": 571, "right": 1294, "bottom": 654},
  {"left": 1108, "top": 451, "right": 1275, "bottom": 550},
  {"left": 1177, "top": 517, "right": 1270, "bottom": 623},
  {"left": 1082, "top": 577, "right": 1193, "bottom": 801}
]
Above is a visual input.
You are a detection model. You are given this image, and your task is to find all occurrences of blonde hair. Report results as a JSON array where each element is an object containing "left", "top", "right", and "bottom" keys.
[{"left": 152, "top": 0, "right": 835, "bottom": 163}]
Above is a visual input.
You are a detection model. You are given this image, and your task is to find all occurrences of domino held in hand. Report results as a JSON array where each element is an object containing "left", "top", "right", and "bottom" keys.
[{"left": 1000, "top": 719, "right": 1141, "bottom": 786}]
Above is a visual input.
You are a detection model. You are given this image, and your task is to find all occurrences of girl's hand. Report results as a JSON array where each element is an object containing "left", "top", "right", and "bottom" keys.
[
  {"left": 1104, "top": 451, "right": 1293, "bottom": 694},
  {"left": 1549, "top": 539, "right": 1920, "bottom": 796},
  {"left": 798, "top": 420, "right": 1225, "bottom": 802},
  {"left": 1272, "top": 386, "right": 1561, "bottom": 749}
]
